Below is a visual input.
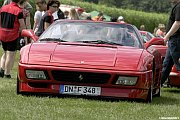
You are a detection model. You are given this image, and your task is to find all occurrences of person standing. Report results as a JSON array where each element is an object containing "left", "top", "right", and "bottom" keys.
[
  {"left": 117, "top": 16, "right": 125, "bottom": 23},
  {"left": 47, "top": 0, "right": 65, "bottom": 21},
  {"left": 19, "top": 0, "right": 32, "bottom": 29},
  {"left": 92, "top": 12, "right": 105, "bottom": 21},
  {"left": 3, "top": 0, "right": 32, "bottom": 29},
  {"left": 52, "top": 7, "right": 65, "bottom": 21},
  {"left": 139, "top": 25, "right": 145, "bottom": 31},
  {"left": 63, "top": 10, "right": 69, "bottom": 19},
  {"left": 0, "top": 0, "right": 26, "bottom": 78},
  {"left": 156, "top": 23, "right": 166, "bottom": 38},
  {"left": 68, "top": 8, "right": 79, "bottom": 20},
  {"left": 33, "top": 6, "right": 45, "bottom": 33},
  {"left": 56, "top": 3, "right": 65, "bottom": 20},
  {"left": 77, "top": 8, "right": 84, "bottom": 20},
  {"left": 33, "top": 0, "right": 47, "bottom": 33},
  {"left": 3, "top": 0, "right": 32, "bottom": 46},
  {"left": 161, "top": 0, "right": 180, "bottom": 86},
  {"left": 35, "top": 0, "right": 60, "bottom": 36}
]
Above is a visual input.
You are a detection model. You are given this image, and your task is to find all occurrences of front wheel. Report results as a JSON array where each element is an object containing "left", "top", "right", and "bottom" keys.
[
  {"left": 16, "top": 76, "right": 21, "bottom": 95},
  {"left": 145, "top": 87, "right": 153, "bottom": 103}
]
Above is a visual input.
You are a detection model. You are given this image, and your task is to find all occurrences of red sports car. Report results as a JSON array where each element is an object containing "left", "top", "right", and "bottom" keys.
[
  {"left": 17, "top": 20, "right": 165, "bottom": 102},
  {"left": 140, "top": 30, "right": 180, "bottom": 87}
]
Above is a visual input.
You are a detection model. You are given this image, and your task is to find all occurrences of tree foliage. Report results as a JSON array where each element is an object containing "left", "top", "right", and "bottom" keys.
[{"left": 83, "top": 0, "right": 172, "bottom": 13}]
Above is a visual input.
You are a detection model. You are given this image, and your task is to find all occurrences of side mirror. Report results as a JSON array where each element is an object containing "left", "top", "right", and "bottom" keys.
[
  {"left": 21, "top": 29, "right": 38, "bottom": 42},
  {"left": 144, "top": 37, "right": 164, "bottom": 49}
]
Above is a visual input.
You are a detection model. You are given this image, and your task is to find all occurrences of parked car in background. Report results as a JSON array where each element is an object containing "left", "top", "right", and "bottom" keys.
[
  {"left": 140, "top": 30, "right": 167, "bottom": 57},
  {"left": 17, "top": 20, "right": 165, "bottom": 102},
  {"left": 139, "top": 30, "right": 155, "bottom": 43},
  {"left": 140, "top": 31, "right": 180, "bottom": 88}
]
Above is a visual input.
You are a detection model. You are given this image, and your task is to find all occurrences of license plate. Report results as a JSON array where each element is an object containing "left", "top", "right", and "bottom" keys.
[{"left": 60, "top": 85, "right": 101, "bottom": 96}]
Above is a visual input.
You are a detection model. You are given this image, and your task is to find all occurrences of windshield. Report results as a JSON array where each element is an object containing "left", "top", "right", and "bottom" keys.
[{"left": 39, "top": 21, "right": 142, "bottom": 48}]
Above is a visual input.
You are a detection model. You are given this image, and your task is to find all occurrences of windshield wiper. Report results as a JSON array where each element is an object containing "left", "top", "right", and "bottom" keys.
[
  {"left": 77, "top": 40, "right": 123, "bottom": 46},
  {"left": 39, "top": 38, "right": 67, "bottom": 42}
]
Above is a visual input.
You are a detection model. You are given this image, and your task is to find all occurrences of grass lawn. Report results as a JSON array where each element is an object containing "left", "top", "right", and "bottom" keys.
[{"left": 0, "top": 49, "right": 180, "bottom": 120}]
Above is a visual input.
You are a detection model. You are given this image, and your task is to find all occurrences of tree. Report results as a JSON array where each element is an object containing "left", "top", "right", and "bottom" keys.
[
  {"left": 82, "top": 0, "right": 172, "bottom": 13},
  {"left": 98, "top": 0, "right": 117, "bottom": 7}
]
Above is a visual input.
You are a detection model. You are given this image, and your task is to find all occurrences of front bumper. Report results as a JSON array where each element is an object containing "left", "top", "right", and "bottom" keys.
[
  {"left": 17, "top": 63, "right": 154, "bottom": 100},
  {"left": 18, "top": 81, "right": 149, "bottom": 100}
]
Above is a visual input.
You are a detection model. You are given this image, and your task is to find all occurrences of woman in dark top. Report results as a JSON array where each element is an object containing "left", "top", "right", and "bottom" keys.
[{"left": 35, "top": 0, "right": 60, "bottom": 36}]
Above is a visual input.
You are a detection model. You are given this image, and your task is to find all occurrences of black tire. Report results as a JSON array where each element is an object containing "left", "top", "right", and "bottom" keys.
[
  {"left": 145, "top": 61, "right": 154, "bottom": 103},
  {"left": 145, "top": 87, "right": 153, "bottom": 103},
  {"left": 16, "top": 76, "right": 20, "bottom": 95}
]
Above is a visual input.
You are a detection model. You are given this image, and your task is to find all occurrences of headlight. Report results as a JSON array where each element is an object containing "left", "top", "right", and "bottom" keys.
[
  {"left": 115, "top": 76, "right": 138, "bottom": 85},
  {"left": 26, "top": 70, "right": 47, "bottom": 80}
]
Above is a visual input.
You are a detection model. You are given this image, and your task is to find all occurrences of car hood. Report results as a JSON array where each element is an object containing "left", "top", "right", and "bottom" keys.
[{"left": 28, "top": 43, "right": 144, "bottom": 70}]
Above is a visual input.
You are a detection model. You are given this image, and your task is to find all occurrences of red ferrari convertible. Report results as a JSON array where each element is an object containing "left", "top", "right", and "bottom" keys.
[
  {"left": 140, "top": 30, "right": 180, "bottom": 88},
  {"left": 17, "top": 20, "right": 165, "bottom": 102}
]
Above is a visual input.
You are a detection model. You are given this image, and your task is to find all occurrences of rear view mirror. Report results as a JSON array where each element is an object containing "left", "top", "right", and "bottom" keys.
[{"left": 21, "top": 29, "right": 38, "bottom": 42}]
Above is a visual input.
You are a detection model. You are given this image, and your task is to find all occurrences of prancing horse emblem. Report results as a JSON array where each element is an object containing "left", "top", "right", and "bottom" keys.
[{"left": 79, "top": 74, "right": 83, "bottom": 81}]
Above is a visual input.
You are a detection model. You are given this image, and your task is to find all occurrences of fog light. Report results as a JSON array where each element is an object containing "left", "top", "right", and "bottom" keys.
[
  {"left": 26, "top": 70, "right": 47, "bottom": 80},
  {"left": 116, "top": 76, "right": 138, "bottom": 85}
]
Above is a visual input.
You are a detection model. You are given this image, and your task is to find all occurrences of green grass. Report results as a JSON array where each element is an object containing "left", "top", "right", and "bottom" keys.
[{"left": 0, "top": 49, "right": 180, "bottom": 120}]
